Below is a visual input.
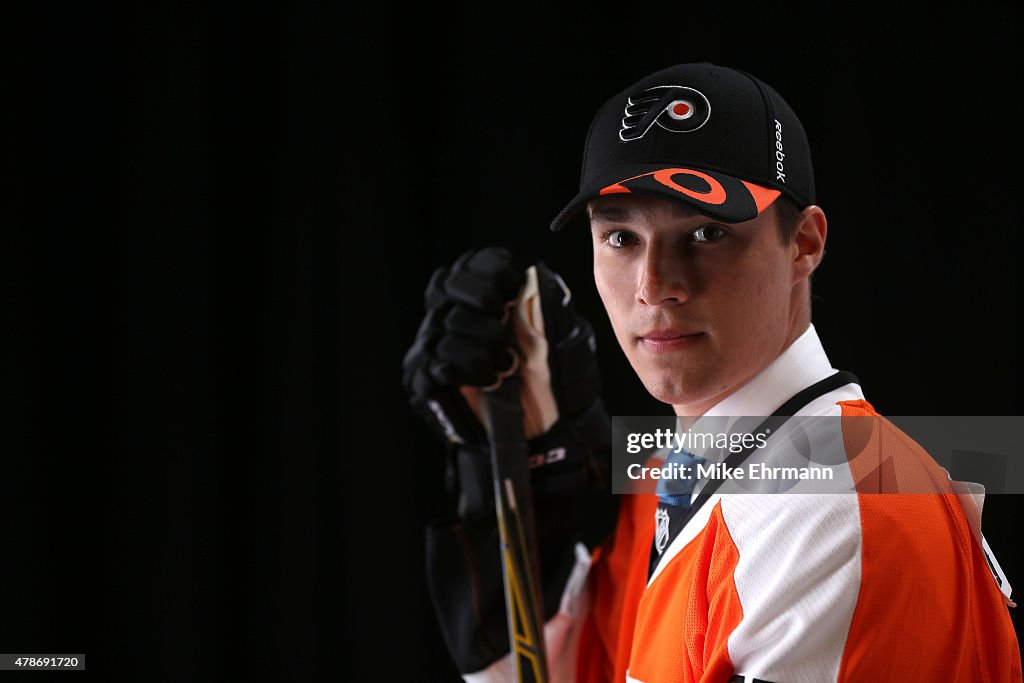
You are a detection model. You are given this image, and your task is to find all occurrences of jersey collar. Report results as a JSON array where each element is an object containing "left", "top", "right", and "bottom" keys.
[{"left": 701, "top": 323, "right": 836, "bottom": 418}]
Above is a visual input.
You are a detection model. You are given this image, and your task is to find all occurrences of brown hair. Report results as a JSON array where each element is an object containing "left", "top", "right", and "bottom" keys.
[{"left": 773, "top": 194, "right": 803, "bottom": 245}]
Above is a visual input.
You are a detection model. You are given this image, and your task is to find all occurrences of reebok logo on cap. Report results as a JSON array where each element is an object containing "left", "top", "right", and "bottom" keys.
[
  {"left": 619, "top": 85, "right": 711, "bottom": 141},
  {"left": 774, "top": 119, "right": 786, "bottom": 182}
]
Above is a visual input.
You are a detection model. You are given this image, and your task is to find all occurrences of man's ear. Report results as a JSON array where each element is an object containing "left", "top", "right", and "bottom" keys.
[{"left": 792, "top": 205, "right": 827, "bottom": 281}]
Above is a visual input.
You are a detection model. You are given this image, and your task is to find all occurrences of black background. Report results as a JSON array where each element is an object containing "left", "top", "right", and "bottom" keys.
[{"left": 7, "top": 4, "right": 1022, "bottom": 681}]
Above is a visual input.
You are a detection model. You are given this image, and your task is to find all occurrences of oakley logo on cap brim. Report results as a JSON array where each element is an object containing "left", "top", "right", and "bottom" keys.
[
  {"left": 599, "top": 168, "right": 781, "bottom": 217},
  {"left": 620, "top": 86, "right": 711, "bottom": 142}
]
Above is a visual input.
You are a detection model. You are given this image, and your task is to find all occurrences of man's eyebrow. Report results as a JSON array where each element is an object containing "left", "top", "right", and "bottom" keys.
[
  {"left": 588, "top": 200, "right": 698, "bottom": 225},
  {"left": 588, "top": 204, "right": 634, "bottom": 224}
]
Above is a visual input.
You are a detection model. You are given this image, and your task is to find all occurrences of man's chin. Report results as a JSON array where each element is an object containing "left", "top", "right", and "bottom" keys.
[{"left": 638, "top": 374, "right": 715, "bottom": 411}]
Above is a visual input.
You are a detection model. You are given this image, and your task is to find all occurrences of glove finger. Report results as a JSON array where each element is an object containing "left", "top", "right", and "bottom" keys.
[
  {"left": 534, "top": 261, "right": 578, "bottom": 341},
  {"left": 535, "top": 261, "right": 572, "bottom": 304},
  {"left": 415, "top": 305, "right": 447, "bottom": 343},
  {"left": 424, "top": 266, "right": 450, "bottom": 310},
  {"left": 552, "top": 321, "right": 600, "bottom": 415},
  {"left": 403, "top": 307, "right": 446, "bottom": 371},
  {"left": 443, "top": 269, "right": 507, "bottom": 314},
  {"left": 435, "top": 328, "right": 516, "bottom": 383},
  {"left": 435, "top": 335, "right": 500, "bottom": 387},
  {"left": 444, "top": 305, "right": 508, "bottom": 346},
  {"left": 463, "top": 246, "right": 511, "bottom": 272},
  {"left": 430, "top": 356, "right": 497, "bottom": 389},
  {"left": 450, "top": 249, "right": 478, "bottom": 272},
  {"left": 402, "top": 337, "right": 430, "bottom": 385},
  {"left": 463, "top": 248, "right": 523, "bottom": 299},
  {"left": 489, "top": 345, "right": 517, "bottom": 377}
]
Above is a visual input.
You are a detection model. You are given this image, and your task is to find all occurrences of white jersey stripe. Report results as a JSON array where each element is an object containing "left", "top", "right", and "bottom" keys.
[{"left": 721, "top": 493, "right": 863, "bottom": 682}]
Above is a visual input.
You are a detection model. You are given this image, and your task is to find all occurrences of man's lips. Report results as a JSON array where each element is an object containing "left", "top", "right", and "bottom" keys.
[{"left": 637, "top": 330, "right": 705, "bottom": 349}]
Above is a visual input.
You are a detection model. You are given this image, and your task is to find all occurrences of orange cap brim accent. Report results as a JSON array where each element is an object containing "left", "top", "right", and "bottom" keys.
[{"left": 741, "top": 181, "right": 782, "bottom": 213}]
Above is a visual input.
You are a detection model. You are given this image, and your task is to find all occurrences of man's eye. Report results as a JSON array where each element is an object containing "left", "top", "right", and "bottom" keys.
[
  {"left": 606, "top": 230, "right": 636, "bottom": 248},
  {"left": 691, "top": 225, "right": 727, "bottom": 243}
]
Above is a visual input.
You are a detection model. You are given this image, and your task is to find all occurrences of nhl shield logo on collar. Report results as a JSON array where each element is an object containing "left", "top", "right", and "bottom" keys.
[
  {"left": 655, "top": 507, "right": 671, "bottom": 555},
  {"left": 620, "top": 85, "right": 711, "bottom": 141}
]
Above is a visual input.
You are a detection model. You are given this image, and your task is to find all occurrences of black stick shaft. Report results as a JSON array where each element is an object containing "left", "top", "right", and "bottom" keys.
[{"left": 481, "top": 375, "right": 549, "bottom": 683}]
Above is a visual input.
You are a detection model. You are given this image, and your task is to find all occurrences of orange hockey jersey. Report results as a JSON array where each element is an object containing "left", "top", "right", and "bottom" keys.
[{"left": 576, "top": 327, "right": 1020, "bottom": 682}]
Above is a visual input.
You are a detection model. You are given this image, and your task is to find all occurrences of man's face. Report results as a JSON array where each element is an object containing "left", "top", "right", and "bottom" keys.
[{"left": 589, "top": 194, "right": 808, "bottom": 415}]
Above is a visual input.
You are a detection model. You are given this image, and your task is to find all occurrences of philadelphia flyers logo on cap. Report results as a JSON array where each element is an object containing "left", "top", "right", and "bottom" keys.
[{"left": 620, "top": 85, "right": 711, "bottom": 142}]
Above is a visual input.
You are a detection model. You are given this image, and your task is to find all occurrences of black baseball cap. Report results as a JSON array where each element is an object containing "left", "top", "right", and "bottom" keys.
[{"left": 550, "top": 62, "right": 815, "bottom": 231}]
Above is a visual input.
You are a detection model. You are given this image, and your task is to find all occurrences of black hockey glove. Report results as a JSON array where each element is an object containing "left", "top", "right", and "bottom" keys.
[
  {"left": 402, "top": 247, "right": 611, "bottom": 673},
  {"left": 402, "top": 247, "right": 609, "bottom": 518}
]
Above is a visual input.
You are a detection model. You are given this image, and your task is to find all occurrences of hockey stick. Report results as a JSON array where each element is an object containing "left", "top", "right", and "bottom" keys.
[{"left": 480, "top": 373, "right": 549, "bottom": 683}]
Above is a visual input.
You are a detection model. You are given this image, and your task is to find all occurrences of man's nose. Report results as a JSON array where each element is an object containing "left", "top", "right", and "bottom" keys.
[{"left": 638, "top": 245, "right": 688, "bottom": 306}]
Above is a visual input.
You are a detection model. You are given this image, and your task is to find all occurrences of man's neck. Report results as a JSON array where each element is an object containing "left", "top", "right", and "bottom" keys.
[{"left": 672, "top": 320, "right": 813, "bottom": 418}]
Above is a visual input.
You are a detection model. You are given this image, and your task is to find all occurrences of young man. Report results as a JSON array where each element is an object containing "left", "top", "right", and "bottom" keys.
[{"left": 404, "top": 63, "right": 1020, "bottom": 682}]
